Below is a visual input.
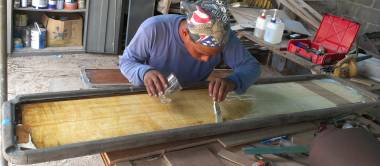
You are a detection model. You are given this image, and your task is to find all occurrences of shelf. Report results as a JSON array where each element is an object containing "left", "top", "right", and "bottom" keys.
[
  {"left": 14, "top": 7, "right": 86, "bottom": 13},
  {"left": 12, "top": 46, "right": 85, "bottom": 56}
]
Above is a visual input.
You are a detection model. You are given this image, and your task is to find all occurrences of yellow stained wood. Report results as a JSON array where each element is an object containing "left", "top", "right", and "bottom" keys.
[{"left": 21, "top": 79, "right": 369, "bottom": 148}]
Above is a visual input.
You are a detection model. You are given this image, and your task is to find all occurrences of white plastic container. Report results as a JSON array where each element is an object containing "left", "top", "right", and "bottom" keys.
[
  {"left": 21, "top": 0, "right": 28, "bottom": 8},
  {"left": 254, "top": 10, "right": 267, "bottom": 39},
  {"left": 264, "top": 19, "right": 285, "bottom": 44},
  {"left": 56, "top": 0, "right": 64, "bottom": 9},
  {"left": 32, "top": 0, "right": 48, "bottom": 9},
  {"left": 31, "top": 23, "right": 46, "bottom": 49}
]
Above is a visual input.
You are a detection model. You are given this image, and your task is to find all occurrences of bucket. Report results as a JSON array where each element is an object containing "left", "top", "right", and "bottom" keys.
[
  {"left": 32, "top": 0, "right": 48, "bottom": 9},
  {"left": 31, "top": 23, "right": 46, "bottom": 49},
  {"left": 64, "top": 2, "right": 78, "bottom": 10}
]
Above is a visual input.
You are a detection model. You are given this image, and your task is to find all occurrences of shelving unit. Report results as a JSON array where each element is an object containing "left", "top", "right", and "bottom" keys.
[
  {"left": 7, "top": 0, "right": 90, "bottom": 56},
  {"left": 14, "top": 7, "right": 86, "bottom": 13}
]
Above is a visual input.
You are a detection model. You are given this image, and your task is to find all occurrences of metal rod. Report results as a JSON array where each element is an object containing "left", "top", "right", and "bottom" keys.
[{"left": 0, "top": 0, "right": 8, "bottom": 165}]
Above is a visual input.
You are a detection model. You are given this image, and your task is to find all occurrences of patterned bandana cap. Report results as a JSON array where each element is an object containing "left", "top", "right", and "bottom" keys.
[{"left": 182, "top": 0, "right": 230, "bottom": 48}]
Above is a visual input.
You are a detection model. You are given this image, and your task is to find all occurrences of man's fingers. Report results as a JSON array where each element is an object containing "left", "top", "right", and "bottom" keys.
[
  {"left": 217, "top": 81, "right": 227, "bottom": 102},
  {"left": 212, "top": 79, "right": 221, "bottom": 101},
  {"left": 144, "top": 79, "right": 152, "bottom": 96},
  {"left": 157, "top": 73, "right": 168, "bottom": 89},
  {"left": 221, "top": 86, "right": 229, "bottom": 102},
  {"left": 148, "top": 80, "right": 158, "bottom": 96},
  {"left": 209, "top": 80, "right": 215, "bottom": 96},
  {"left": 145, "top": 85, "right": 152, "bottom": 96},
  {"left": 152, "top": 76, "right": 164, "bottom": 95}
]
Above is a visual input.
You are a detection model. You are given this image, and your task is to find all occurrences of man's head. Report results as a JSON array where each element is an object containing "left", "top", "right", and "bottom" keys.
[{"left": 179, "top": 0, "right": 230, "bottom": 62}]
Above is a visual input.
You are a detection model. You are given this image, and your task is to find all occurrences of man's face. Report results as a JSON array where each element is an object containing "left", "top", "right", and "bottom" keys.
[
  {"left": 182, "top": 29, "right": 223, "bottom": 62},
  {"left": 184, "top": 40, "right": 223, "bottom": 62}
]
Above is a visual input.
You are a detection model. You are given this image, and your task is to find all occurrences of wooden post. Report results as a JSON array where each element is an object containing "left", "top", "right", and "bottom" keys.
[{"left": 0, "top": 0, "right": 8, "bottom": 165}]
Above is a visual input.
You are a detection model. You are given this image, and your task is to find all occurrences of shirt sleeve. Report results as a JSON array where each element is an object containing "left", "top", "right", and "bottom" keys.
[
  {"left": 223, "top": 33, "right": 261, "bottom": 94},
  {"left": 119, "top": 25, "right": 155, "bottom": 86}
]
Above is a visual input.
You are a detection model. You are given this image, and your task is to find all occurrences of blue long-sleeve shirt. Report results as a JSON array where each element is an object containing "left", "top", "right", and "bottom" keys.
[{"left": 119, "top": 15, "right": 261, "bottom": 94}]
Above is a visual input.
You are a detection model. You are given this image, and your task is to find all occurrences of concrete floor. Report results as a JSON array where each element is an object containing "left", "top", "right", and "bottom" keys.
[{"left": 7, "top": 53, "right": 280, "bottom": 166}]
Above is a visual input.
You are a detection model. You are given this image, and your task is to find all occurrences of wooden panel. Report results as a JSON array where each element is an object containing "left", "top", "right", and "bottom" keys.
[
  {"left": 217, "top": 122, "right": 316, "bottom": 148},
  {"left": 102, "top": 137, "right": 216, "bottom": 165},
  {"left": 20, "top": 79, "right": 369, "bottom": 148},
  {"left": 164, "top": 146, "right": 224, "bottom": 166},
  {"left": 84, "top": 69, "right": 130, "bottom": 84},
  {"left": 22, "top": 90, "right": 215, "bottom": 148},
  {"left": 217, "top": 149, "right": 253, "bottom": 166}
]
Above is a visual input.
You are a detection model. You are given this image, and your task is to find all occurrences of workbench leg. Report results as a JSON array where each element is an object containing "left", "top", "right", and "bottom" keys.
[{"left": 266, "top": 51, "right": 273, "bottom": 66}]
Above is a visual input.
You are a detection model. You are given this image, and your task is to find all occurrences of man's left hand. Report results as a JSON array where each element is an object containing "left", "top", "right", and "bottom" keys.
[{"left": 209, "top": 78, "right": 236, "bottom": 102}]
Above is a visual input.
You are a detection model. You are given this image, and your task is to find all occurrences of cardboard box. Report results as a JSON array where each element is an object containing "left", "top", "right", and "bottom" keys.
[{"left": 42, "top": 13, "right": 83, "bottom": 47}]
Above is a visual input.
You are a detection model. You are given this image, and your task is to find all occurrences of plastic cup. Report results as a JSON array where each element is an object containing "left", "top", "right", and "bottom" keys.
[{"left": 159, "top": 73, "right": 183, "bottom": 104}]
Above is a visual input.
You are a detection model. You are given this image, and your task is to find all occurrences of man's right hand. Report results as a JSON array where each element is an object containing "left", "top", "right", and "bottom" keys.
[{"left": 144, "top": 70, "right": 168, "bottom": 97}]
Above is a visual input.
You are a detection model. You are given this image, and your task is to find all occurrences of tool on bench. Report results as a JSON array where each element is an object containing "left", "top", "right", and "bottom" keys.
[
  {"left": 294, "top": 41, "right": 325, "bottom": 56},
  {"left": 213, "top": 101, "right": 223, "bottom": 123},
  {"left": 332, "top": 54, "right": 372, "bottom": 78}
]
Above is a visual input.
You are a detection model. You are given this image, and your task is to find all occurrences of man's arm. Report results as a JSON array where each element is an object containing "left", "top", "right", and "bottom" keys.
[
  {"left": 119, "top": 26, "right": 154, "bottom": 86},
  {"left": 119, "top": 24, "right": 168, "bottom": 96},
  {"left": 223, "top": 34, "right": 261, "bottom": 94}
]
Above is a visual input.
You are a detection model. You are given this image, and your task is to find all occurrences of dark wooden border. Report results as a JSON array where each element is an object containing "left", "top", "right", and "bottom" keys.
[{"left": 2, "top": 75, "right": 379, "bottom": 164}]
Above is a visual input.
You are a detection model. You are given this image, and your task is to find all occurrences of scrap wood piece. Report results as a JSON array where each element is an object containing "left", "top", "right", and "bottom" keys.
[
  {"left": 218, "top": 122, "right": 317, "bottom": 148},
  {"left": 217, "top": 149, "right": 253, "bottom": 166},
  {"left": 291, "top": 0, "right": 322, "bottom": 21},
  {"left": 286, "top": 0, "right": 320, "bottom": 24},
  {"left": 279, "top": 0, "right": 319, "bottom": 29},
  {"left": 101, "top": 137, "right": 216, "bottom": 165},
  {"left": 164, "top": 146, "right": 225, "bottom": 166},
  {"left": 356, "top": 117, "right": 380, "bottom": 136},
  {"left": 80, "top": 68, "right": 131, "bottom": 88},
  {"left": 16, "top": 124, "right": 30, "bottom": 144}
]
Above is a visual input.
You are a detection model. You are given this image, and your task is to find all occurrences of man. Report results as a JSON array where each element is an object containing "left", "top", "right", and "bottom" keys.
[{"left": 120, "top": 0, "right": 260, "bottom": 102}]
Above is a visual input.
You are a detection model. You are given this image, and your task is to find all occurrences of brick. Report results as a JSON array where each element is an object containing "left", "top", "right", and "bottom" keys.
[
  {"left": 336, "top": 0, "right": 359, "bottom": 19},
  {"left": 366, "top": 23, "right": 380, "bottom": 33},
  {"left": 356, "top": 7, "right": 380, "bottom": 25},
  {"left": 347, "top": 0, "right": 373, "bottom": 6}
]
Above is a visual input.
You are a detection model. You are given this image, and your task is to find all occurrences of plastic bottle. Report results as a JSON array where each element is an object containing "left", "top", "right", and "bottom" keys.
[
  {"left": 21, "top": 0, "right": 28, "bottom": 8},
  {"left": 32, "top": 0, "right": 48, "bottom": 9},
  {"left": 264, "top": 9, "right": 285, "bottom": 44},
  {"left": 56, "top": 0, "right": 64, "bottom": 9},
  {"left": 254, "top": 10, "right": 266, "bottom": 39}
]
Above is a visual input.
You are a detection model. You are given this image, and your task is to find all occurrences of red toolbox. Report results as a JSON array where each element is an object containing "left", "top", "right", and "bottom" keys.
[{"left": 288, "top": 14, "right": 360, "bottom": 65}]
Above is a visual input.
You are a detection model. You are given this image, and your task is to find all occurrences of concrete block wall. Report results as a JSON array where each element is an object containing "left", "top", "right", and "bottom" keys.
[{"left": 335, "top": 0, "right": 380, "bottom": 34}]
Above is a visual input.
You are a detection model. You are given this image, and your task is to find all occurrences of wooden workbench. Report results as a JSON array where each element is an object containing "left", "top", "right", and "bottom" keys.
[{"left": 238, "top": 31, "right": 324, "bottom": 74}]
